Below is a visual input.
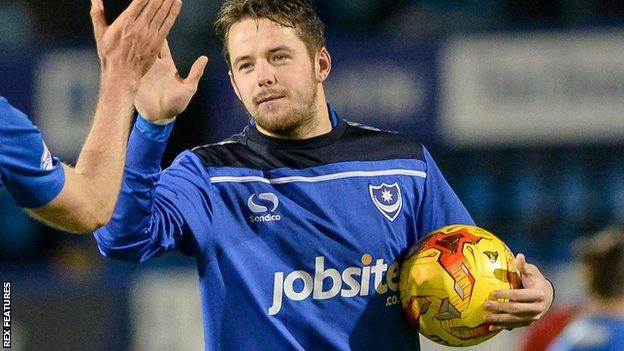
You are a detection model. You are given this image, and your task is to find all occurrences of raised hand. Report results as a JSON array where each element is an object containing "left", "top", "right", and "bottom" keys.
[
  {"left": 90, "top": 0, "right": 182, "bottom": 82},
  {"left": 135, "top": 40, "right": 208, "bottom": 122},
  {"left": 483, "top": 253, "right": 554, "bottom": 332}
]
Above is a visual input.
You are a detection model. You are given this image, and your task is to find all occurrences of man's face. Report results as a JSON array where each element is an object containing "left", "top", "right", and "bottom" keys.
[{"left": 227, "top": 17, "right": 321, "bottom": 136}]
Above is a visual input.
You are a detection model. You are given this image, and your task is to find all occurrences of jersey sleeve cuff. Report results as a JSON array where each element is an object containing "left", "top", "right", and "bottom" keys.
[
  {"left": 127, "top": 119, "right": 171, "bottom": 172},
  {"left": 15, "top": 162, "right": 66, "bottom": 208},
  {"left": 135, "top": 114, "right": 176, "bottom": 142}
]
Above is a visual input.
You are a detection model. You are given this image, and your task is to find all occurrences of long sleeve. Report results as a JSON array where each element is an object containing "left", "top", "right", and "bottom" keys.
[
  {"left": 417, "top": 145, "right": 475, "bottom": 235},
  {"left": 93, "top": 118, "right": 212, "bottom": 263}
]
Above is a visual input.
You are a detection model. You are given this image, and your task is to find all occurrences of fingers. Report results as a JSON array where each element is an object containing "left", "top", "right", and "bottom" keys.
[
  {"left": 137, "top": 0, "right": 165, "bottom": 25},
  {"left": 90, "top": 0, "right": 107, "bottom": 41},
  {"left": 183, "top": 56, "right": 209, "bottom": 88},
  {"left": 516, "top": 253, "right": 544, "bottom": 284},
  {"left": 485, "top": 312, "right": 536, "bottom": 324},
  {"left": 149, "top": 0, "right": 173, "bottom": 29},
  {"left": 484, "top": 299, "right": 540, "bottom": 332},
  {"left": 517, "top": 253, "right": 540, "bottom": 278},
  {"left": 515, "top": 253, "right": 527, "bottom": 270},
  {"left": 158, "top": 0, "right": 182, "bottom": 39},
  {"left": 484, "top": 300, "right": 545, "bottom": 316},
  {"left": 489, "top": 288, "right": 546, "bottom": 302},
  {"left": 120, "top": 0, "right": 150, "bottom": 21},
  {"left": 489, "top": 321, "right": 533, "bottom": 332}
]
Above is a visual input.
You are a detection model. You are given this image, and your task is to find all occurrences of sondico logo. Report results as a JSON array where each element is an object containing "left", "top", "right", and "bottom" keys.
[
  {"left": 247, "top": 193, "right": 281, "bottom": 223},
  {"left": 268, "top": 254, "right": 401, "bottom": 316}
]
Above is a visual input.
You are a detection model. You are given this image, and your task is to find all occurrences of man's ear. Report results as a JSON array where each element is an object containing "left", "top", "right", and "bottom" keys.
[
  {"left": 229, "top": 71, "right": 242, "bottom": 101},
  {"left": 315, "top": 47, "right": 332, "bottom": 83}
]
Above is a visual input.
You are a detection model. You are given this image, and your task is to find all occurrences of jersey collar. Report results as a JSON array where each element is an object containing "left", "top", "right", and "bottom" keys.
[{"left": 245, "top": 104, "right": 346, "bottom": 150}]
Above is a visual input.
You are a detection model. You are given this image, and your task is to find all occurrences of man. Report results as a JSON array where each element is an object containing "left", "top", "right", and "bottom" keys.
[
  {"left": 95, "top": 0, "right": 554, "bottom": 349},
  {"left": 0, "top": 0, "right": 190, "bottom": 233},
  {"left": 547, "top": 225, "right": 624, "bottom": 351}
]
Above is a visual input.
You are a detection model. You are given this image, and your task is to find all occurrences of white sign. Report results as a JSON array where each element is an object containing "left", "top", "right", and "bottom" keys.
[{"left": 440, "top": 31, "right": 624, "bottom": 146}]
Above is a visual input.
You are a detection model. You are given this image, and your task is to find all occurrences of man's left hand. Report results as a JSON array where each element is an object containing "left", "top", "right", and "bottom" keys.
[{"left": 483, "top": 253, "right": 554, "bottom": 332}]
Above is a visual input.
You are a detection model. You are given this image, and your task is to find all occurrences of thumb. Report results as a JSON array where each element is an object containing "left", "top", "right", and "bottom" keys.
[
  {"left": 184, "top": 56, "right": 209, "bottom": 89},
  {"left": 515, "top": 253, "right": 528, "bottom": 273},
  {"left": 90, "top": 0, "right": 108, "bottom": 42}
]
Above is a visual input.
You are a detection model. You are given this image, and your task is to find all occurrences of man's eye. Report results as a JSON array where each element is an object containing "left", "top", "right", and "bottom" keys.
[
  {"left": 239, "top": 63, "right": 252, "bottom": 71},
  {"left": 273, "top": 55, "right": 287, "bottom": 62}
]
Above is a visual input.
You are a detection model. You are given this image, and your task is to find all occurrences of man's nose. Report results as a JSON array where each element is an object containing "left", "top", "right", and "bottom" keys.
[{"left": 257, "top": 60, "right": 276, "bottom": 87}]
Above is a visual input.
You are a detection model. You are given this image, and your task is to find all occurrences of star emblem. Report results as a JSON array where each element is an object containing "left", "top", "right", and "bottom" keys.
[
  {"left": 381, "top": 189, "right": 393, "bottom": 203},
  {"left": 369, "top": 182, "right": 402, "bottom": 222}
]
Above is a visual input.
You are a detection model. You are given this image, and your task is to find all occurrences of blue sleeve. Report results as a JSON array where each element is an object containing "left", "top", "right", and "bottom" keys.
[
  {"left": 93, "top": 117, "right": 213, "bottom": 263},
  {"left": 417, "top": 145, "right": 474, "bottom": 235},
  {"left": 0, "top": 97, "right": 65, "bottom": 208}
]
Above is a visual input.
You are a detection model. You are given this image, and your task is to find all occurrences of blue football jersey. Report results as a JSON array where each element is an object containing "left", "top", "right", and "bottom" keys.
[
  {"left": 548, "top": 315, "right": 624, "bottom": 351},
  {"left": 0, "top": 96, "right": 65, "bottom": 208},
  {"left": 95, "top": 106, "right": 474, "bottom": 350}
]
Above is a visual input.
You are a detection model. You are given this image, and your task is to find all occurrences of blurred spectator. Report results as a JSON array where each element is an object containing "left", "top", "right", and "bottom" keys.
[
  {"left": 546, "top": 225, "right": 624, "bottom": 351},
  {"left": 520, "top": 304, "right": 582, "bottom": 351}
]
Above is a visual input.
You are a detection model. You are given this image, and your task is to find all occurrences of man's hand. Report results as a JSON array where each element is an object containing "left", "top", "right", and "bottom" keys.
[
  {"left": 90, "top": 0, "right": 182, "bottom": 83},
  {"left": 483, "top": 253, "right": 554, "bottom": 332},
  {"left": 135, "top": 40, "right": 208, "bottom": 122}
]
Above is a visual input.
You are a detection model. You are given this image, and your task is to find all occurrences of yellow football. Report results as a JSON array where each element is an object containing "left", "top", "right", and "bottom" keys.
[{"left": 399, "top": 225, "right": 522, "bottom": 347}]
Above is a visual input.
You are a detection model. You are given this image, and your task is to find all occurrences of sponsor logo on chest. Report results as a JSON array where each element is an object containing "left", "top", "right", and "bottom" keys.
[
  {"left": 247, "top": 192, "right": 282, "bottom": 223},
  {"left": 268, "top": 254, "right": 401, "bottom": 316}
]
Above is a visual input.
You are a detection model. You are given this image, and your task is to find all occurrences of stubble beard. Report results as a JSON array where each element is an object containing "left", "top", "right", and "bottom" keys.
[{"left": 249, "top": 75, "right": 320, "bottom": 138}]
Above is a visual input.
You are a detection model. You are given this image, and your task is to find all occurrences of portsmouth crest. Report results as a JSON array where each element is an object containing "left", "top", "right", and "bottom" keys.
[{"left": 369, "top": 182, "right": 403, "bottom": 222}]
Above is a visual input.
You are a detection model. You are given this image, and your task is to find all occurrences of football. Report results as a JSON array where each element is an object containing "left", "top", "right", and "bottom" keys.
[{"left": 399, "top": 225, "right": 522, "bottom": 347}]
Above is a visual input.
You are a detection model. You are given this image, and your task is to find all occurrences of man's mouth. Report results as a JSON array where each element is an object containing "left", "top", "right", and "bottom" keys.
[{"left": 257, "top": 95, "right": 285, "bottom": 105}]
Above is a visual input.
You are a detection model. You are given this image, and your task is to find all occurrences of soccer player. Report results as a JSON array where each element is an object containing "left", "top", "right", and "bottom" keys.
[
  {"left": 95, "top": 0, "right": 554, "bottom": 349},
  {"left": 0, "top": 0, "right": 184, "bottom": 233},
  {"left": 547, "top": 225, "right": 624, "bottom": 351}
]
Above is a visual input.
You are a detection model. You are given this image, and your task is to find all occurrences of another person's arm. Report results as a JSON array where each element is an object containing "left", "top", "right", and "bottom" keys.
[
  {"left": 27, "top": 0, "right": 182, "bottom": 233},
  {"left": 94, "top": 39, "right": 207, "bottom": 259}
]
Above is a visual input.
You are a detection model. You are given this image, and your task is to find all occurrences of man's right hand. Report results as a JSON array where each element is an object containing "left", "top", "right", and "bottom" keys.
[
  {"left": 135, "top": 40, "right": 208, "bottom": 123},
  {"left": 90, "top": 0, "right": 182, "bottom": 85}
]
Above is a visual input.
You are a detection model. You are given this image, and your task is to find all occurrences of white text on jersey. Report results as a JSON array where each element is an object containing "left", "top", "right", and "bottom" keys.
[{"left": 268, "top": 254, "right": 400, "bottom": 315}]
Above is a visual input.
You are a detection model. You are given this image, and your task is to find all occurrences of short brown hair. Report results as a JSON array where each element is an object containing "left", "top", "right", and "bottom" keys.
[
  {"left": 574, "top": 225, "right": 624, "bottom": 299},
  {"left": 214, "top": 0, "right": 326, "bottom": 67}
]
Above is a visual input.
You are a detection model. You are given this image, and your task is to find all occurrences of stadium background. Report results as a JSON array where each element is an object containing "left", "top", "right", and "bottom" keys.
[{"left": 1, "top": 0, "right": 624, "bottom": 349}]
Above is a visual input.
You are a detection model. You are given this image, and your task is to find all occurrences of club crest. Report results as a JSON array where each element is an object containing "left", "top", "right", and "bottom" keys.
[{"left": 369, "top": 182, "right": 403, "bottom": 222}]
